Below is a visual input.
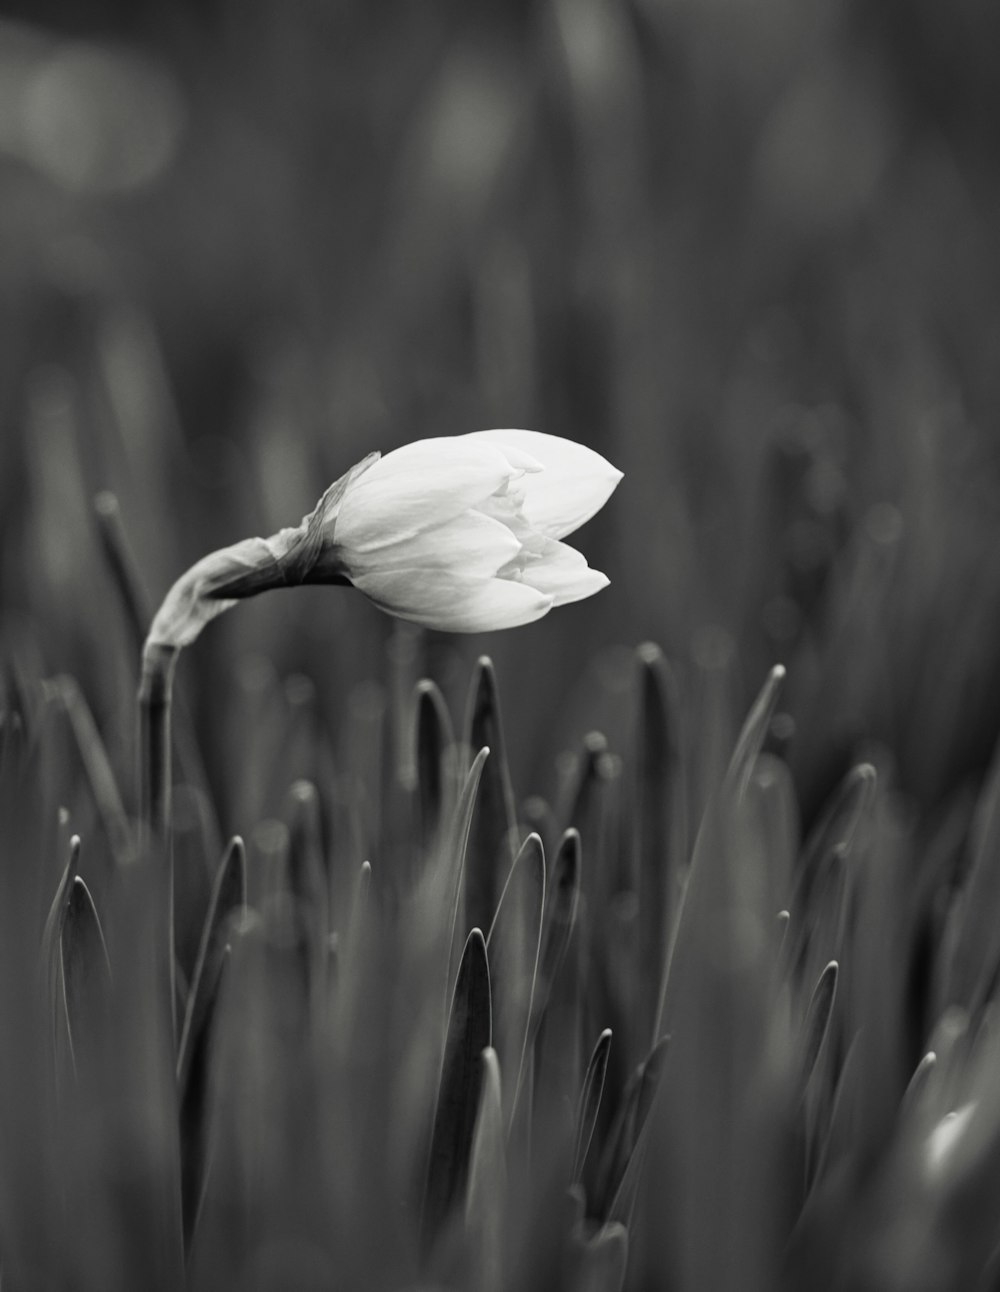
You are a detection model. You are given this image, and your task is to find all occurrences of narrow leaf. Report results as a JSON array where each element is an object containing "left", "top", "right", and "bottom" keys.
[
  {"left": 900, "top": 1050, "right": 937, "bottom": 1123},
  {"left": 575, "top": 1222, "right": 629, "bottom": 1292},
  {"left": 944, "top": 729, "right": 1000, "bottom": 1013},
  {"left": 809, "top": 1031, "right": 861, "bottom": 1191},
  {"left": 573, "top": 1029, "right": 612, "bottom": 1182},
  {"left": 557, "top": 734, "right": 619, "bottom": 909},
  {"left": 445, "top": 746, "right": 490, "bottom": 997},
  {"left": 725, "top": 664, "right": 786, "bottom": 801},
  {"left": 801, "top": 960, "right": 838, "bottom": 1092},
  {"left": 487, "top": 833, "right": 545, "bottom": 1128},
  {"left": 53, "top": 676, "right": 133, "bottom": 869},
  {"left": 532, "top": 828, "right": 581, "bottom": 1035},
  {"left": 797, "top": 762, "right": 877, "bottom": 901},
  {"left": 465, "top": 1047, "right": 505, "bottom": 1292},
  {"left": 179, "top": 944, "right": 230, "bottom": 1250},
  {"left": 177, "top": 836, "right": 246, "bottom": 1082},
  {"left": 634, "top": 644, "right": 686, "bottom": 1046},
  {"left": 424, "top": 928, "right": 493, "bottom": 1247},
  {"left": 285, "top": 780, "right": 329, "bottom": 1004},
  {"left": 92, "top": 489, "right": 152, "bottom": 653},
  {"left": 60, "top": 876, "right": 112, "bottom": 1071},
  {"left": 43, "top": 833, "right": 80, "bottom": 983},
  {"left": 463, "top": 658, "right": 518, "bottom": 936},
  {"left": 594, "top": 1036, "right": 669, "bottom": 1221},
  {"left": 414, "top": 678, "right": 456, "bottom": 858}
]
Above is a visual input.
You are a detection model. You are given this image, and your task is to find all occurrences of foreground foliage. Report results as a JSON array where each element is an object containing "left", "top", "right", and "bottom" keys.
[{"left": 2, "top": 622, "right": 999, "bottom": 1292}]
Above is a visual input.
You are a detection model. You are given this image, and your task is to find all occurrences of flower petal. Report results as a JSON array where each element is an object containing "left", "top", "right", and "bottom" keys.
[
  {"left": 335, "top": 438, "right": 515, "bottom": 551},
  {"left": 351, "top": 568, "right": 555, "bottom": 632},
  {"left": 346, "top": 509, "right": 521, "bottom": 579},
  {"left": 466, "top": 429, "right": 623, "bottom": 539},
  {"left": 512, "top": 536, "right": 610, "bottom": 605}
]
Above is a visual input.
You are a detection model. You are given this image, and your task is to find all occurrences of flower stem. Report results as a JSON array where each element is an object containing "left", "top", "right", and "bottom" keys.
[{"left": 138, "top": 639, "right": 180, "bottom": 1045}]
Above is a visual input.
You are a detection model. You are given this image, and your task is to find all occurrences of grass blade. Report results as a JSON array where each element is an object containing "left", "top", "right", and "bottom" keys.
[
  {"left": 634, "top": 644, "right": 686, "bottom": 1047},
  {"left": 606, "top": 1036, "right": 669, "bottom": 1225},
  {"left": 575, "top": 1221, "right": 629, "bottom": 1292},
  {"left": 179, "top": 944, "right": 230, "bottom": 1252},
  {"left": 465, "top": 1046, "right": 505, "bottom": 1292},
  {"left": 177, "top": 837, "right": 247, "bottom": 1083},
  {"left": 532, "top": 828, "right": 581, "bottom": 1037},
  {"left": 486, "top": 832, "right": 545, "bottom": 1129},
  {"left": 593, "top": 1036, "right": 669, "bottom": 1221},
  {"left": 797, "top": 762, "right": 877, "bottom": 905},
  {"left": 60, "top": 875, "right": 112, "bottom": 1075},
  {"left": 801, "top": 961, "right": 838, "bottom": 1092},
  {"left": 726, "top": 664, "right": 786, "bottom": 801},
  {"left": 50, "top": 675, "right": 133, "bottom": 870},
  {"left": 941, "top": 730, "right": 1000, "bottom": 1015},
  {"left": 445, "top": 746, "right": 490, "bottom": 998},
  {"left": 463, "top": 658, "right": 518, "bottom": 937},
  {"left": 573, "top": 1028, "right": 612, "bottom": 1182},
  {"left": 285, "top": 779, "right": 328, "bottom": 993},
  {"left": 414, "top": 678, "right": 456, "bottom": 861},
  {"left": 424, "top": 927, "right": 493, "bottom": 1250}
]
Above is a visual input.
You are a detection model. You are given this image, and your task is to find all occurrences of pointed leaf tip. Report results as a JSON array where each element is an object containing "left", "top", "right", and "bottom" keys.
[{"left": 424, "top": 927, "right": 493, "bottom": 1246}]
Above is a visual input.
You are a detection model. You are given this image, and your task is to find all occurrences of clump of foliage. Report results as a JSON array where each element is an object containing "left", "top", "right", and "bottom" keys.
[{"left": 3, "top": 585, "right": 1000, "bottom": 1290}]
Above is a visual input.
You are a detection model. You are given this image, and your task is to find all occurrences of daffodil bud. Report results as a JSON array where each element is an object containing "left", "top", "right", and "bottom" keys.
[{"left": 145, "top": 430, "right": 622, "bottom": 650}]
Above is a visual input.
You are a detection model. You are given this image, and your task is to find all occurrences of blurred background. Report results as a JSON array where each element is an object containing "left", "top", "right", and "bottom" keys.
[{"left": 3, "top": 0, "right": 1000, "bottom": 841}]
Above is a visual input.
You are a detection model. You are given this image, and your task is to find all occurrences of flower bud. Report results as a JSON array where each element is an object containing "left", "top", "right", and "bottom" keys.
[{"left": 145, "top": 430, "right": 622, "bottom": 649}]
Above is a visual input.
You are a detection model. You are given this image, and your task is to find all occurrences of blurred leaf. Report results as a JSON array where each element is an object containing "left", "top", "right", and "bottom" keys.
[
  {"left": 50, "top": 674, "right": 132, "bottom": 869},
  {"left": 534, "top": 897, "right": 585, "bottom": 1154},
  {"left": 92, "top": 490, "right": 152, "bottom": 655},
  {"left": 285, "top": 779, "right": 328, "bottom": 991},
  {"left": 941, "top": 731, "right": 1000, "bottom": 1016},
  {"left": 532, "top": 827, "right": 581, "bottom": 1035},
  {"left": 606, "top": 1037, "right": 669, "bottom": 1227},
  {"left": 179, "top": 944, "right": 230, "bottom": 1251},
  {"left": 573, "top": 1028, "right": 612, "bottom": 1183},
  {"left": 353, "top": 858, "right": 372, "bottom": 930},
  {"left": 424, "top": 927, "right": 492, "bottom": 1250},
  {"left": 794, "top": 843, "right": 850, "bottom": 1003},
  {"left": 726, "top": 664, "right": 787, "bottom": 801},
  {"left": 809, "top": 1031, "right": 862, "bottom": 1192},
  {"left": 465, "top": 1046, "right": 505, "bottom": 1292},
  {"left": 60, "top": 874, "right": 111, "bottom": 1074},
  {"left": 800, "top": 960, "right": 839, "bottom": 1190},
  {"left": 486, "top": 831, "right": 544, "bottom": 1129},
  {"left": 413, "top": 677, "right": 456, "bottom": 862},
  {"left": 749, "top": 752, "right": 800, "bottom": 922},
  {"left": 634, "top": 644, "right": 686, "bottom": 1049},
  {"left": 445, "top": 745, "right": 490, "bottom": 996},
  {"left": 42, "top": 831, "right": 80, "bottom": 999},
  {"left": 593, "top": 1035, "right": 669, "bottom": 1222},
  {"left": 796, "top": 763, "right": 877, "bottom": 910},
  {"left": 574, "top": 1221, "right": 629, "bottom": 1292},
  {"left": 801, "top": 960, "right": 839, "bottom": 1093},
  {"left": 899, "top": 1050, "right": 937, "bottom": 1125},
  {"left": 177, "top": 835, "right": 246, "bottom": 1085},
  {"left": 462, "top": 657, "right": 518, "bottom": 937},
  {"left": 558, "top": 733, "right": 619, "bottom": 907}
]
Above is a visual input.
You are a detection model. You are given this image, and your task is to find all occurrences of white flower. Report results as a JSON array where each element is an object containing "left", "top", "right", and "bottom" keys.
[
  {"left": 145, "top": 430, "right": 622, "bottom": 651},
  {"left": 329, "top": 429, "right": 622, "bottom": 632}
]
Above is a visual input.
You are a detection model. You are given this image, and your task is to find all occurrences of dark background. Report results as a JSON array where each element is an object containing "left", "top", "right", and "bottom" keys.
[{"left": 3, "top": 0, "right": 1000, "bottom": 836}]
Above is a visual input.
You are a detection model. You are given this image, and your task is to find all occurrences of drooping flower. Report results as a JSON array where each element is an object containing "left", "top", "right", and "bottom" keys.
[
  {"left": 324, "top": 429, "right": 622, "bottom": 632},
  {"left": 145, "top": 430, "right": 622, "bottom": 649}
]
